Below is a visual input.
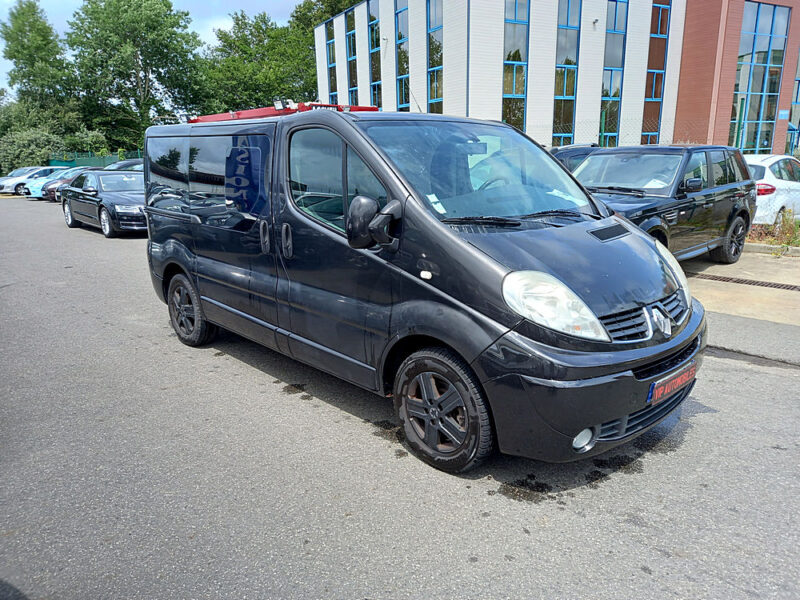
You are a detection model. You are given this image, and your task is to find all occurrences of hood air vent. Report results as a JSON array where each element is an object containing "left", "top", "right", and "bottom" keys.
[{"left": 589, "top": 223, "right": 629, "bottom": 242}]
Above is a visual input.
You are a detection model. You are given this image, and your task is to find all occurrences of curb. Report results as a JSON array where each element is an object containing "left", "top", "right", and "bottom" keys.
[{"left": 743, "top": 242, "right": 800, "bottom": 257}]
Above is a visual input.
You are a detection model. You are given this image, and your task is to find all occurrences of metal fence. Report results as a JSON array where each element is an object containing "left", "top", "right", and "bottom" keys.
[{"left": 49, "top": 149, "right": 143, "bottom": 168}]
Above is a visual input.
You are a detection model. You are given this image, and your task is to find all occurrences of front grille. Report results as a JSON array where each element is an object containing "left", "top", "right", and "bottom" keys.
[
  {"left": 599, "top": 307, "right": 649, "bottom": 341},
  {"left": 596, "top": 383, "right": 693, "bottom": 441},
  {"left": 599, "top": 291, "right": 689, "bottom": 342},
  {"left": 633, "top": 336, "right": 700, "bottom": 381}
]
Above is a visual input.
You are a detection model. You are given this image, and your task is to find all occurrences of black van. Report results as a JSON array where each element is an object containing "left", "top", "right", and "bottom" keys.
[
  {"left": 573, "top": 146, "right": 757, "bottom": 263},
  {"left": 144, "top": 110, "right": 706, "bottom": 473}
]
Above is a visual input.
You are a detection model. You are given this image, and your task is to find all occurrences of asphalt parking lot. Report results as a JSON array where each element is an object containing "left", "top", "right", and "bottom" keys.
[{"left": 1, "top": 198, "right": 799, "bottom": 599}]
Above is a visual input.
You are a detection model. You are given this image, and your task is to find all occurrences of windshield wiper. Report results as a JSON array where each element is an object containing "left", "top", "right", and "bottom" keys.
[
  {"left": 441, "top": 215, "right": 521, "bottom": 227},
  {"left": 515, "top": 209, "right": 601, "bottom": 220},
  {"left": 586, "top": 185, "right": 645, "bottom": 197}
]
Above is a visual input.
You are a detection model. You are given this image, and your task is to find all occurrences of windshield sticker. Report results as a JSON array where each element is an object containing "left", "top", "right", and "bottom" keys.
[{"left": 427, "top": 194, "right": 447, "bottom": 214}]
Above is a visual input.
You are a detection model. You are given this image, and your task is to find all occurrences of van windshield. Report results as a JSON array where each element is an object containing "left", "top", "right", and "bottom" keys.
[
  {"left": 358, "top": 120, "right": 594, "bottom": 220},
  {"left": 574, "top": 152, "right": 683, "bottom": 195}
]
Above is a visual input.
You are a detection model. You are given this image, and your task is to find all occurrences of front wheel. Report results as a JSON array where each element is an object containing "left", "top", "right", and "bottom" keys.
[
  {"left": 14, "top": 183, "right": 24, "bottom": 195},
  {"left": 167, "top": 274, "right": 218, "bottom": 347},
  {"left": 710, "top": 215, "right": 747, "bottom": 264},
  {"left": 99, "top": 208, "right": 116, "bottom": 238},
  {"left": 63, "top": 201, "right": 81, "bottom": 228},
  {"left": 394, "top": 347, "right": 494, "bottom": 473}
]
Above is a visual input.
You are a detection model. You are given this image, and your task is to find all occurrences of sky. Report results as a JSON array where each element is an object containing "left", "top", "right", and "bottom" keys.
[{"left": 0, "top": 0, "right": 303, "bottom": 94}]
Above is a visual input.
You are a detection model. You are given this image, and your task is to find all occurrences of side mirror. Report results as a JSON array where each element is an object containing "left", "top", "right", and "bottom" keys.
[
  {"left": 84, "top": 186, "right": 98, "bottom": 195},
  {"left": 347, "top": 195, "right": 380, "bottom": 249},
  {"left": 682, "top": 178, "right": 703, "bottom": 193}
]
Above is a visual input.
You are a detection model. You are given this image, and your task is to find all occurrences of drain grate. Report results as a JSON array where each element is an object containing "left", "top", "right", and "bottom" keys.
[{"left": 686, "top": 272, "right": 800, "bottom": 292}]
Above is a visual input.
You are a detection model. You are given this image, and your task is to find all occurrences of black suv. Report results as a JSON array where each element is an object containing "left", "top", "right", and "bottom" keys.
[
  {"left": 573, "top": 146, "right": 756, "bottom": 263},
  {"left": 549, "top": 143, "right": 602, "bottom": 171}
]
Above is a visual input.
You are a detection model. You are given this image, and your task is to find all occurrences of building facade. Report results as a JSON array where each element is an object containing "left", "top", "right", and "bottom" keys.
[
  {"left": 315, "top": 0, "right": 687, "bottom": 147},
  {"left": 316, "top": 0, "right": 800, "bottom": 154}
]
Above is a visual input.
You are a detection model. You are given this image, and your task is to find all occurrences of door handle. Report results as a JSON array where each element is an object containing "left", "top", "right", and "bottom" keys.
[
  {"left": 259, "top": 220, "right": 270, "bottom": 253},
  {"left": 281, "top": 223, "right": 293, "bottom": 258}
]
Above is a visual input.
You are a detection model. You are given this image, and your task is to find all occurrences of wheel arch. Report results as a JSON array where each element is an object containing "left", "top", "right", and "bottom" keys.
[{"left": 162, "top": 262, "right": 192, "bottom": 300}]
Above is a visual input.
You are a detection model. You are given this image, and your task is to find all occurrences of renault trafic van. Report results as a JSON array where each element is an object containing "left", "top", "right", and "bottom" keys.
[{"left": 144, "top": 108, "right": 706, "bottom": 473}]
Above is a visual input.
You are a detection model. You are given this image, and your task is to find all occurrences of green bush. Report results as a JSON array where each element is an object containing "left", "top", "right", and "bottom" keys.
[{"left": 0, "top": 127, "right": 65, "bottom": 172}]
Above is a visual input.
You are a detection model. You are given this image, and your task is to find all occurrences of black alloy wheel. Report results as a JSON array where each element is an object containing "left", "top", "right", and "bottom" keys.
[
  {"left": 167, "top": 274, "right": 217, "bottom": 346},
  {"left": 710, "top": 215, "right": 747, "bottom": 264},
  {"left": 394, "top": 347, "right": 493, "bottom": 473}
]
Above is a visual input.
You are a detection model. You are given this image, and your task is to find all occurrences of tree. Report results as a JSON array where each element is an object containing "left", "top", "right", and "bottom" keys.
[
  {"left": 0, "top": 127, "right": 65, "bottom": 172},
  {"left": 0, "top": 0, "right": 74, "bottom": 104},
  {"left": 67, "top": 0, "right": 202, "bottom": 146}
]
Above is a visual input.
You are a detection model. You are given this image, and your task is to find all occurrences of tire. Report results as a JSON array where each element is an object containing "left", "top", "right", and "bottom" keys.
[
  {"left": 167, "top": 273, "right": 218, "bottom": 347},
  {"left": 14, "top": 184, "right": 24, "bottom": 195},
  {"left": 393, "top": 347, "right": 494, "bottom": 473},
  {"left": 99, "top": 207, "right": 116, "bottom": 238},
  {"left": 63, "top": 201, "right": 81, "bottom": 228},
  {"left": 774, "top": 208, "right": 786, "bottom": 234},
  {"left": 710, "top": 215, "right": 747, "bottom": 264}
]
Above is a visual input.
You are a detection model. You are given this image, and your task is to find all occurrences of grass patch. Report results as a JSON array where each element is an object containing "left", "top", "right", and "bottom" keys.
[{"left": 747, "top": 209, "right": 800, "bottom": 248}]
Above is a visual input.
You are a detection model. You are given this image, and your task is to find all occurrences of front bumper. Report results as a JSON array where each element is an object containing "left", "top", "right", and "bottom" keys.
[
  {"left": 473, "top": 299, "right": 707, "bottom": 462},
  {"left": 114, "top": 210, "right": 147, "bottom": 231}
]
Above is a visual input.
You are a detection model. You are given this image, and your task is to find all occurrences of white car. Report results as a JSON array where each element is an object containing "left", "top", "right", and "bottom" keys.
[
  {"left": 0, "top": 166, "right": 68, "bottom": 195},
  {"left": 743, "top": 154, "right": 800, "bottom": 225}
]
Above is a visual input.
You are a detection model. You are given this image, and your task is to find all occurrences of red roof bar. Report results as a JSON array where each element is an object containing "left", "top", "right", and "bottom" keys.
[{"left": 188, "top": 102, "right": 379, "bottom": 123}]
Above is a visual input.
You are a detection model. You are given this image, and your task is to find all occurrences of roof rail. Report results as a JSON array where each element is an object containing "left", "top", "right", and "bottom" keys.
[{"left": 188, "top": 102, "right": 379, "bottom": 123}]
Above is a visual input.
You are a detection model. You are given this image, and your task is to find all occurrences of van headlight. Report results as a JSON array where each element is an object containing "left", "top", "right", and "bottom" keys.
[
  {"left": 654, "top": 240, "right": 690, "bottom": 301},
  {"left": 502, "top": 271, "right": 610, "bottom": 342}
]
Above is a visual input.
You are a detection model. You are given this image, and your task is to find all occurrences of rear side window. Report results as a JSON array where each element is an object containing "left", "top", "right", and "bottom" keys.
[
  {"left": 147, "top": 137, "right": 188, "bottom": 209},
  {"left": 730, "top": 151, "right": 750, "bottom": 181},
  {"left": 709, "top": 151, "right": 733, "bottom": 186},
  {"left": 748, "top": 164, "right": 766, "bottom": 180},
  {"left": 682, "top": 153, "right": 708, "bottom": 189},
  {"left": 289, "top": 128, "right": 345, "bottom": 231},
  {"left": 188, "top": 135, "right": 268, "bottom": 228},
  {"left": 787, "top": 159, "right": 800, "bottom": 182}
]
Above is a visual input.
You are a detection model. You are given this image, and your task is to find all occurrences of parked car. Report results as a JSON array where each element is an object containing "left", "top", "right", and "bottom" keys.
[
  {"left": 62, "top": 170, "right": 145, "bottom": 237},
  {"left": 24, "top": 167, "right": 84, "bottom": 199},
  {"left": 573, "top": 145, "right": 756, "bottom": 263},
  {"left": 144, "top": 110, "right": 705, "bottom": 473},
  {"left": 50, "top": 167, "right": 103, "bottom": 202},
  {"left": 742, "top": 154, "right": 800, "bottom": 226},
  {"left": 104, "top": 158, "right": 143, "bottom": 171},
  {"left": 0, "top": 166, "right": 68, "bottom": 195},
  {"left": 0, "top": 166, "right": 39, "bottom": 186},
  {"left": 550, "top": 143, "right": 603, "bottom": 171}
]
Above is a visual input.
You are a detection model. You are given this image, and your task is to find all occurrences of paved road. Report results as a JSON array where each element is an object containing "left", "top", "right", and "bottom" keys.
[{"left": 1, "top": 199, "right": 799, "bottom": 599}]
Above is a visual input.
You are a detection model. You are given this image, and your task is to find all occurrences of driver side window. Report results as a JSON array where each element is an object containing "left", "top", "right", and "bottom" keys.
[
  {"left": 72, "top": 174, "right": 86, "bottom": 189},
  {"left": 84, "top": 174, "right": 98, "bottom": 190},
  {"left": 682, "top": 153, "right": 708, "bottom": 189}
]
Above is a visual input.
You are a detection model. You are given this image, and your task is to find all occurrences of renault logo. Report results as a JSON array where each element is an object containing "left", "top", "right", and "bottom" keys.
[{"left": 650, "top": 306, "right": 672, "bottom": 337}]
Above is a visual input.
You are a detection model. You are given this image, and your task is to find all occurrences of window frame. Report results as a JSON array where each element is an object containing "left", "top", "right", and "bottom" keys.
[
  {"left": 682, "top": 151, "right": 709, "bottom": 190},
  {"left": 286, "top": 125, "right": 389, "bottom": 238}
]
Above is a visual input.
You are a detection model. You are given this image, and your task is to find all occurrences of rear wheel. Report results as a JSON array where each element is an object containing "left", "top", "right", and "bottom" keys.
[
  {"left": 710, "top": 215, "right": 746, "bottom": 264},
  {"left": 393, "top": 347, "right": 494, "bottom": 473},
  {"left": 63, "top": 201, "right": 81, "bottom": 228},
  {"left": 167, "top": 274, "right": 218, "bottom": 346}
]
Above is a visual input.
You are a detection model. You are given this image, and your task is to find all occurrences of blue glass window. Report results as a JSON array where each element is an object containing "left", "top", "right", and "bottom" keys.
[
  {"left": 368, "top": 1, "right": 382, "bottom": 107},
  {"left": 346, "top": 10, "right": 358, "bottom": 105},
  {"left": 396, "top": 0, "right": 410, "bottom": 111},
  {"left": 600, "top": 0, "right": 627, "bottom": 147},
  {"left": 326, "top": 20, "right": 337, "bottom": 104},
  {"left": 502, "top": 0, "right": 529, "bottom": 129},
  {"left": 731, "top": 1, "right": 791, "bottom": 153},
  {"left": 554, "top": 0, "right": 581, "bottom": 146},
  {"left": 427, "top": 0, "right": 443, "bottom": 113},
  {"left": 642, "top": 1, "right": 671, "bottom": 144}
]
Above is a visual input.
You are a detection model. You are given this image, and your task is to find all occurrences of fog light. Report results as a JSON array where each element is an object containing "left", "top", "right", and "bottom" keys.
[{"left": 572, "top": 428, "right": 594, "bottom": 451}]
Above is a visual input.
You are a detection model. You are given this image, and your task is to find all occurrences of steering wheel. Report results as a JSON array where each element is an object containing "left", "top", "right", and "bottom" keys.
[{"left": 478, "top": 176, "right": 509, "bottom": 191}]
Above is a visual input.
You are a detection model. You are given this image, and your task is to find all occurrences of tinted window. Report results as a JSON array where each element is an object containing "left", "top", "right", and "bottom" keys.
[
  {"left": 146, "top": 136, "right": 188, "bottom": 208},
  {"left": 787, "top": 159, "right": 800, "bottom": 182},
  {"left": 727, "top": 151, "right": 747, "bottom": 182},
  {"left": 187, "top": 135, "right": 267, "bottom": 228},
  {"left": 709, "top": 151, "right": 732, "bottom": 186},
  {"left": 72, "top": 174, "right": 86, "bottom": 188},
  {"left": 347, "top": 147, "right": 388, "bottom": 211},
  {"left": 683, "top": 152, "right": 708, "bottom": 189},
  {"left": 289, "top": 129, "right": 345, "bottom": 231},
  {"left": 769, "top": 159, "right": 792, "bottom": 180}
]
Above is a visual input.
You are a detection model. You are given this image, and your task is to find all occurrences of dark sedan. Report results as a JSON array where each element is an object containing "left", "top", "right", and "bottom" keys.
[
  {"left": 573, "top": 146, "right": 756, "bottom": 263},
  {"left": 62, "top": 170, "right": 145, "bottom": 238}
]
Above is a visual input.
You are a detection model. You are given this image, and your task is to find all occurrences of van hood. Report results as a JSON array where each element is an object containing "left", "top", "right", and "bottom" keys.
[{"left": 458, "top": 216, "right": 679, "bottom": 317}]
